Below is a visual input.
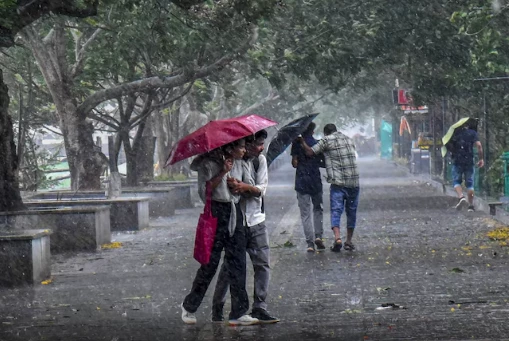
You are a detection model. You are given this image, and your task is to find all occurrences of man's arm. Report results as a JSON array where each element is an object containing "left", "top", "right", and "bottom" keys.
[
  {"left": 475, "top": 141, "right": 484, "bottom": 168},
  {"left": 228, "top": 158, "right": 266, "bottom": 197},
  {"left": 298, "top": 137, "right": 316, "bottom": 156},
  {"left": 229, "top": 179, "right": 261, "bottom": 197},
  {"left": 253, "top": 155, "right": 268, "bottom": 196}
]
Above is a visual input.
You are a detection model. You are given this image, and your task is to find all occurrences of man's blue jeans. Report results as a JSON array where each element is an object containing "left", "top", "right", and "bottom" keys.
[
  {"left": 451, "top": 163, "right": 474, "bottom": 191},
  {"left": 330, "top": 185, "right": 360, "bottom": 229}
]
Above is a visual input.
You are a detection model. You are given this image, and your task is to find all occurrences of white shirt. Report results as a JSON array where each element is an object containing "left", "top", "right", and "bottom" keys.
[
  {"left": 196, "top": 156, "right": 243, "bottom": 236},
  {"left": 242, "top": 154, "right": 268, "bottom": 227}
]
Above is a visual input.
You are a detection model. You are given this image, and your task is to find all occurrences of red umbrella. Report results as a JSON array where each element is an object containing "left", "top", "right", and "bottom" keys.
[{"left": 165, "top": 114, "right": 278, "bottom": 166}]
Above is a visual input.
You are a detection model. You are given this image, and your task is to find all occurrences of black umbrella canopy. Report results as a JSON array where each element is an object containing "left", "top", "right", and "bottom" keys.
[{"left": 266, "top": 113, "right": 319, "bottom": 166}]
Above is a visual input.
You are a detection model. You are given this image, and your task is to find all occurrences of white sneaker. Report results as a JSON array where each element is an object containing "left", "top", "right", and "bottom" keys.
[
  {"left": 181, "top": 303, "right": 197, "bottom": 324},
  {"left": 455, "top": 197, "right": 468, "bottom": 210},
  {"left": 228, "top": 314, "right": 260, "bottom": 326}
]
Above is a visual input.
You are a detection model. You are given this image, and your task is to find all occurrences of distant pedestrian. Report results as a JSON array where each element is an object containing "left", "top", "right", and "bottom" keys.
[
  {"left": 298, "top": 123, "right": 360, "bottom": 252},
  {"left": 213, "top": 130, "right": 280, "bottom": 324},
  {"left": 448, "top": 122, "right": 484, "bottom": 212},
  {"left": 290, "top": 122, "right": 325, "bottom": 252},
  {"left": 181, "top": 138, "right": 259, "bottom": 326}
]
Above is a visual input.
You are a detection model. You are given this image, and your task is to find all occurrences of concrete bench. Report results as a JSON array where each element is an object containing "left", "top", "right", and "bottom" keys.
[
  {"left": 0, "top": 229, "right": 51, "bottom": 287},
  {"left": 24, "top": 197, "right": 149, "bottom": 231},
  {"left": 0, "top": 206, "right": 111, "bottom": 253},
  {"left": 144, "top": 181, "right": 198, "bottom": 209},
  {"left": 27, "top": 188, "right": 175, "bottom": 217},
  {"left": 488, "top": 202, "right": 504, "bottom": 216}
]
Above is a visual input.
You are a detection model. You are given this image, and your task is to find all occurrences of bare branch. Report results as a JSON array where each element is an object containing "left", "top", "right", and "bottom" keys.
[
  {"left": 41, "top": 125, "right": 63, "bottom": 136},
  {"left": 89, "top": 110, "right": 120, "bottom": 130},
  {"left": 151, "top": 82, "right": 193, "bottom": 110},
  {"left": 71, "top": 28, "right": 103, "bottom": 78},
  {"left": 129, "top": 94, "right": 154, "bottom": 128}
]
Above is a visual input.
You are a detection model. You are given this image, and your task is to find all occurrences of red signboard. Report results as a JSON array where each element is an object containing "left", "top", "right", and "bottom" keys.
[{"left": 398, "top": 89, "right": 411, "bottom": 105}]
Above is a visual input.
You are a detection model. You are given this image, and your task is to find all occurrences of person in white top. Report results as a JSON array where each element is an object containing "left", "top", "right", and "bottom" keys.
[
  {"left": 212, "top": 130, "right": 280, "bottom": 324},
  {"left": 181, "top": 138, "right": 260, "bottom": 326}
]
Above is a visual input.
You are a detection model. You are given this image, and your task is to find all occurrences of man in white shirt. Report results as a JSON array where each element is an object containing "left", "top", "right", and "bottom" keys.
[{"left": 212, "top": 130, "right": 280, "bottom": 324}]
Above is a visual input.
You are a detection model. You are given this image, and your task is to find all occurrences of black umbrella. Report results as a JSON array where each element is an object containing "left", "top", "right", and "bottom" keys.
[{"left": 266, "top": 113, "right": 319, "bottom": 166}]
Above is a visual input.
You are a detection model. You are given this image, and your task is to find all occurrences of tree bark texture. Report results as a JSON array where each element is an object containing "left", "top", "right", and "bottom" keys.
[
  {"left": 23, "top": 26, "right": 107, "bottom": 190},
  {"left": 0, "top": 70, "right": 25, "bottom": 211}
]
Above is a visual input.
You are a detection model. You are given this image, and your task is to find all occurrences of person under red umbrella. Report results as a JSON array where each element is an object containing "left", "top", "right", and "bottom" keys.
[{"left": 180, "top": 138, "right": 260, "bottom": 326}]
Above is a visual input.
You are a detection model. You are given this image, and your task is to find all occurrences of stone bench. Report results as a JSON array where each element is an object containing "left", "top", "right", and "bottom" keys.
[
  {"left": 24, "top": 197, "right": 149, "bottom": 231},
  {"left": 0, "top": 206, "right": 111, "bottom": 253},
  {"left": 28, "top": 188, "right": 175, "bottom": 217},
  {"left": 0, "top": 229, "right": 51, "bottom": 287},
  {"left": 144, "top": 180, "right": 198, "bottom": 209},
  {"left": 488, "top": 202, "right": 504, "bottom": 216}
]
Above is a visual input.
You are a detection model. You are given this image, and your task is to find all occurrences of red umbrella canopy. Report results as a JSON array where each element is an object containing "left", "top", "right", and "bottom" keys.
[{"left": 165, "top": 114, "right": 278, "bottom": 166}]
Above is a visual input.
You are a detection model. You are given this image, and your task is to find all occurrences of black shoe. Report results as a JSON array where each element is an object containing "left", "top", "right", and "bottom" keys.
[
  {"left": 315, "top": 238, "right": 326, "bottom": 250},
  {"left": 212, "top": 305, "right": 224, "bottom": 322},
  {"left": 331, "top": 239, "right": 342, "bottom": 252},
  {"left": 468, "top": 205, "right": 475, "bottom": 212},
  {"left": 250, "top": 308, "right": 280, "bottom": 324},
  {"left": 212, "top": 313, "right": 224, "bottom": 322}
]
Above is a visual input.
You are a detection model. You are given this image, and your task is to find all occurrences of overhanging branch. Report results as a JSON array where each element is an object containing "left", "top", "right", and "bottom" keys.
[{"left": 77, "top": 26, "right": 259, "bottom": 117}]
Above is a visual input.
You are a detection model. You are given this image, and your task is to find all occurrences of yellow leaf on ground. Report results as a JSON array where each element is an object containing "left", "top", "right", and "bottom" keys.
[
  {"left": 101, "top": 242, "right": 123, "bottom": 249},
  {"left": 487, "top": 227, "right": 509, "bottom": 241},
  {"left": 41, "top": 279, "right": 52, "bottom": 285}
]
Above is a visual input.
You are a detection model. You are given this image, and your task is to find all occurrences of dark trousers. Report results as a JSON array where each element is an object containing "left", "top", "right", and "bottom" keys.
[
  {"left": 183, "top": 201, "right": 249, "bottom": 319},
  {"left": 213, "top": 222, "right": 271, "bottom": 313}
]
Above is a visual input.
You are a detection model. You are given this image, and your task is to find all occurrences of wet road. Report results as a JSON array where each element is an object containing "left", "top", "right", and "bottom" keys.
[{"left": 1, "top": 157, "right": 509, "bottom": 340}]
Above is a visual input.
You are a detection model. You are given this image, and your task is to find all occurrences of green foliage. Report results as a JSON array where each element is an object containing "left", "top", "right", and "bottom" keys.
[
  {"left": 487, "top": 155, "right": 504, "bottom": 197},
  {"left": 154, "top": 173, "right": 188, "bottom": 181},
  {"left": 0, "top": 0, "right": 16, "bottom": 29}
]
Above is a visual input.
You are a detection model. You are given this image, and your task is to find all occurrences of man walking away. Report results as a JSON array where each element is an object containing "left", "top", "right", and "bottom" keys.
[
  {"left": 449, "top": 121, "right": 484, "bottom": 212},
  {"left": 290, "top": 122, "right": 325, "bottom": 252},
  {"left": 299, "top": 123, "right": 360, "bottom": 252},
  {"left": 213, "top": 130, "right": 280, "bottom": 324}
]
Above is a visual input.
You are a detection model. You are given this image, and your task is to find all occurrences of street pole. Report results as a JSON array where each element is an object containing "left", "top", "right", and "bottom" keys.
[{"left": 483, "top": 88, "right": 490, "bottom": 196}]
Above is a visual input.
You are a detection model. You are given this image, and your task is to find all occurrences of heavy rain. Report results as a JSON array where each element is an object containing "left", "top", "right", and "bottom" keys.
[{"left": 1, "top": 1, "right": 509, "bottom": 340}]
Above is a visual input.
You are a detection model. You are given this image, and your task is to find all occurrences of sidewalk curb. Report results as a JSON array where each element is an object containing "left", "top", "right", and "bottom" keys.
[{"left": 388, "top": 159, "right": 509, "bottom": 225}]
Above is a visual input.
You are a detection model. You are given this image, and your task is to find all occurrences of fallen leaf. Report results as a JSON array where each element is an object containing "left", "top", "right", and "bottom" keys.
[
  {"left": 102, "top": 242, "right": 123, "bottom": 249},
  {"left": 283, "top": 240, "right": 295, "bottom": 248}
]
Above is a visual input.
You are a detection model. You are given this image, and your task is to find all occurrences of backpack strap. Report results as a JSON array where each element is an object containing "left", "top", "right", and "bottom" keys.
[{"left": 251, "top": 156, "right": 264, "bottom": 213}]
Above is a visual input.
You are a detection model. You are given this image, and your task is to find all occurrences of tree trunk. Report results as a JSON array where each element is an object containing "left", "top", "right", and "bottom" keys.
[
  {"left": 60, "top": 107, "right": 107, "bottom": 190},
  {"left": 153, "top": 105, "right": 170, "bottom": 177},
  {"left": 137, "top": 136, "right": 156, "bottom": 184},
  {"left": 23, "top": 26, "right": 107, "bottom": 191},
  {"left": 0, "top": 70, "right": 24, "bottom": 211},
  {"left": 124, "top": 126, "right": 156, "bottom": 187}
]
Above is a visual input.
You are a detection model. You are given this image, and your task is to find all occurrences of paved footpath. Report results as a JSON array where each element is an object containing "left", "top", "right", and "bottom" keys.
[{"left": 2, "top": 158, "right": 509, "bottom": 341}]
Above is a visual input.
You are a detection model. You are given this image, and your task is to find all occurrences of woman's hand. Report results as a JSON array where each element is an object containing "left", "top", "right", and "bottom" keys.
[
  {"left": 227, "top": 178, "right": 244, "bottom": 194},
  {"left": 223, "top": 158, "right": 233, "bottom": 172}
]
